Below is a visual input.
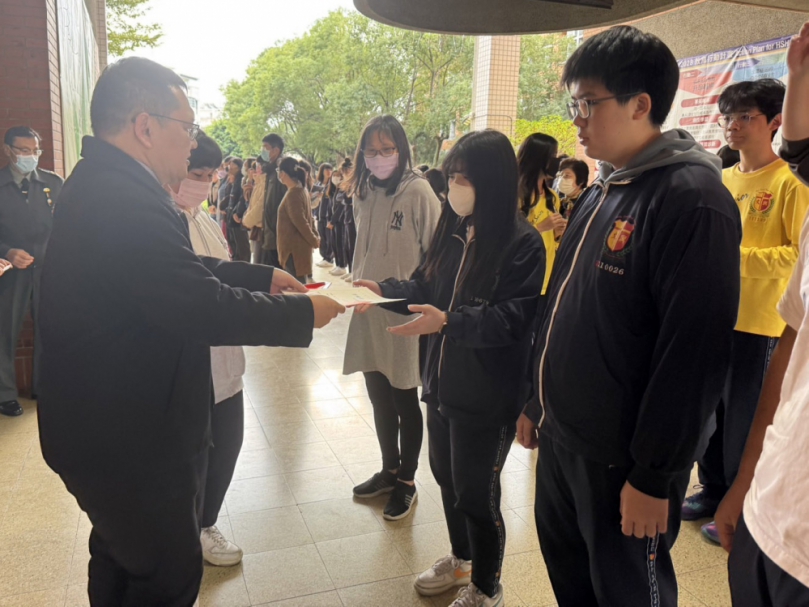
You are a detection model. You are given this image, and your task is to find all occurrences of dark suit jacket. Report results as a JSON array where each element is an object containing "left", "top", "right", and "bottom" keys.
[
  {"left": 38, "top": 137, "right": 314, "bottom": 474},
  {"left": 0, "top": 164, "right": 64, "bottom": 262}
]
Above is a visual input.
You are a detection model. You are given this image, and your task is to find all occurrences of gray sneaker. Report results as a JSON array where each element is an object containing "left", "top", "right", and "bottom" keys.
[
  {"left": 414, "top": 553, "right": 472, "bottom": 596},
  {"left": 450, "top": 583, "right": 504, "bottom": 607}
]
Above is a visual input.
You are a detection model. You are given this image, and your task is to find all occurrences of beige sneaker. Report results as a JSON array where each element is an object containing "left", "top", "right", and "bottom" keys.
[
  {"left": 414, "top": 553, "right": 472, "bottom": 596},
  {"left": 200, "top": 525, "right": 243, "bottom": 567}
]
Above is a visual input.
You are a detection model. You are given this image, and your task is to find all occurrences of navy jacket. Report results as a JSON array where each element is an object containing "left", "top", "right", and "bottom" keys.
[
  {"left": 380, "top": 216, "right": 545, "bottom": 424},
  {"left": 38, "top": 137, "right": 314, "bottom": 474},
  {"left": 525, "top": 159, "right": 742, "bottom": 499}
]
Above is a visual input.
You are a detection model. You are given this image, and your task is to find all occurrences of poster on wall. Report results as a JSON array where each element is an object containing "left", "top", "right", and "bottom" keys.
[{"left": 664, "top": 36, "right": 792, "bottom": 153}]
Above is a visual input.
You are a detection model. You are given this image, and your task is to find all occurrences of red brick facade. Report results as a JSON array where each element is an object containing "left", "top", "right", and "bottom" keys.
[{"left": 0, "top": 0, "right": 64, "bottom": 176}]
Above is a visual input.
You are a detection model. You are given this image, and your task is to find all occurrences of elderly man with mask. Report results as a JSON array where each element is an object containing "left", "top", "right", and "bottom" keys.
[
  {"left": 0, "top": 126, "right": 63, "bottom": 416},
  {"left": 37, "top": 57, "right": 344, "bottom": 607}
]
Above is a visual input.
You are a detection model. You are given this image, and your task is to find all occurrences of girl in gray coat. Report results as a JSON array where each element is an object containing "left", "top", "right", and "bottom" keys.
[{"left": 343, "top": 115, "right": 441, "bottom": 520}]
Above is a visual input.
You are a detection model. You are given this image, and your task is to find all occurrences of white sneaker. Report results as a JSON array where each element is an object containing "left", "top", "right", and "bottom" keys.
[
  {"left": 343, "top": 273, "right": 353, "bottom": 282},
  {"left": 201, "top": 525, "right": 243, "bottom": 567},
  {"left": 329, "top": 266, "right": 347, "bottom": 276},
  {"left": 414, "top": 553, "right": 472, "bottom": 596},
  {"left": 450, "top": 583, "right": 504, "bottom": 607},
  {"left": 316, "top": 259, "right": 333, "bottom": 268}
]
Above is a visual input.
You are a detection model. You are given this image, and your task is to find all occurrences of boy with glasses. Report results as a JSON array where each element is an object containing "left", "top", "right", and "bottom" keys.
[
  {"left": 517, "top": 26, "right": 742, "bottom": 606},
  {"left": 683, "top": 79, "right": 809, "bottom": 544},
  {"left": 713, "top": 22, "right": 809, "bottom": 605}
]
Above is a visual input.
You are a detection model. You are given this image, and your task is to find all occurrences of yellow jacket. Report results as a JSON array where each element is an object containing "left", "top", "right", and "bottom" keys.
[
  {"left": 724, "top": 159, "right": 809, "bottom": 336},
  {"left": 526, "top": 188, "right": 561, "bottom": 294}
]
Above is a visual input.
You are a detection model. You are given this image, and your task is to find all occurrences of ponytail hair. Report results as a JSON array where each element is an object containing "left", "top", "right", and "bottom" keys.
[{"left": 279, "top": 157, "right": 307, "bottom": 187}]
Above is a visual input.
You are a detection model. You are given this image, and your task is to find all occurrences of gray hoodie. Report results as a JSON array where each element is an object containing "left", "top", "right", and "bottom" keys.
[{"left": 343, "top": 173, "right": 441, "bottom": 389}]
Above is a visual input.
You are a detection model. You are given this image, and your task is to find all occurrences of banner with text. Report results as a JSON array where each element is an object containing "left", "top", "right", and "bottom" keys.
[{"left": 664, "top": 36, "right": 792, "bottom": 153}]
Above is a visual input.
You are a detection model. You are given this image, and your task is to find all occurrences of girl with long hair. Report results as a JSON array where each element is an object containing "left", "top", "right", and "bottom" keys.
[
  {"left": 355, "top": 130, "right": 545, "bottom": 607},
  {"left": 314, "top": 163, "right": 335, "bottom": 267},
  {"left": 517, "top": 133, "right": 565, "bottom": 294},
  {"left": 336, "top": 158, "right": 356, "bottom": 281},
  {"left": 276, "top": 157, "right": 320, "bottom": 283},
  {"left": 343, "top": 115, "right": 441, "bottom": 521}
]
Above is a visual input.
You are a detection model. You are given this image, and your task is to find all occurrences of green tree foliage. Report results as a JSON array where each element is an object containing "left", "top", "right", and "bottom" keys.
[
  {"left": 206, "top": 121, "right": 243, "bottom": 159},
  {"left": 106, "top": 0, "right": 162, "bottom": 57},
  {"left": 512, "top": 116, "right": 578, "bottom": 157},
  {"left": 519, "top": 33, "right": 578, "bottom": 121},
  {"left": 220, "top": 10, "right": 473, "bottom": 166}
]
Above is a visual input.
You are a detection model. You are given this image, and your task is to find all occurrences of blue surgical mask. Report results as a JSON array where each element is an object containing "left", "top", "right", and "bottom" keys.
[
  {"left": 15, "top": 154, "right": 38, "bottom": 174},
  {"left": 260, "top": 149, "right": 270, "bottom": 162}
]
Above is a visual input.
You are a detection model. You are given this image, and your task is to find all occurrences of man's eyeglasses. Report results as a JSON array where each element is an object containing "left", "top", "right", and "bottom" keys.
[
  {"left": 566, "top": 92, "right": 644, "bottom": 120},
  {"left": 10, "top": 146, "right": 42, "bottom": 157},
  {"left": 148, "top": 114, "right": 200, "bottom": 140},
  {"left": 363, "top": 147, "right": 397, "bottom": 158},
  {"left": 717, "top": 113, "right": 765, "bottom": 129}
]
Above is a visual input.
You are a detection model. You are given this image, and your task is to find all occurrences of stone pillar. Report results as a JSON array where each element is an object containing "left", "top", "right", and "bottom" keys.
[{"left": 470, "top": 36, "right": 521, "bottom": 138}]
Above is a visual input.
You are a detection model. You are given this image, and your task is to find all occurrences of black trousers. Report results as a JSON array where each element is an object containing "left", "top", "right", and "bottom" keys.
[
  {"left": 534, "top": 436, "right": 690, "bottom": 607},
  {"left": 284, "top": 256, "right": 307, "bottom": 285},
  {"left": 200, "top": 391, "right": 244, "bottom": 529},
  {"left": 698, "top": 331, "right": 778, "bottom": 498},
  {"left": 0, "top": 265, "right": 41, "bottom": 401},
  {"left": 427, "top": 403, "right": 514, "bottom": 597},
  {"left": 332, "top": 223, "right": 346, "bottom": 268},
  {"left": 318, "top": 220, "right": 333, "bottom": 262},
  {"left": 261, "top": 248, "right": 281, "bottom": 269},
  {"left": 60, "top": 455, "right": 205, "bottom": 607},
  {"left": 729, "top": 516, "right": 809, "bottom": 606},
  {"left": 363, "top": 371, "right": 422, "bottom": 482},
  {"left": 344, "top": 221, "right": 357, "bottom": 272},
  {"left": 228, "top": 226, "right": 251, "bottom": 262}
]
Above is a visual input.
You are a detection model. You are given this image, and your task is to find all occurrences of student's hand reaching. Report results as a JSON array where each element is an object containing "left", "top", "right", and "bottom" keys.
[
  {"left": 620, "top": 482, "right": 668, "bottom": 539},
  {"left": 388, "top": 305, "right": 446, "bottom": 336},
  {"left": 787, "top": 22, "right": 809, "bottom": 78}
]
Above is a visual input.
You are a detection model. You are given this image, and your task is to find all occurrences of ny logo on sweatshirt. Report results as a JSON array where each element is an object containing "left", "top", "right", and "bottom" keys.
[{"left": 390, "top": 211, "right": 404, "bottom": 231}]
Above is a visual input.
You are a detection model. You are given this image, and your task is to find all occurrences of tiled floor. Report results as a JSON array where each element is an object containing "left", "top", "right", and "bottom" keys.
[{"left": 0, "top": 266, "right": 732, "bottom": 606}]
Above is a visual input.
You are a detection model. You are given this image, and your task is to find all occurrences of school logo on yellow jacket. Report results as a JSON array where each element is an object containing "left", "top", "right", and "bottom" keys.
[{"left": 750, "top": 190, "right": 774, "bottom": 215}]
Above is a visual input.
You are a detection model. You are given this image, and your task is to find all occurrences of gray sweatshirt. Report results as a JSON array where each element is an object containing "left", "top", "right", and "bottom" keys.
[{"left": 342, "top": 173, "right": 441, "bottom": 389}]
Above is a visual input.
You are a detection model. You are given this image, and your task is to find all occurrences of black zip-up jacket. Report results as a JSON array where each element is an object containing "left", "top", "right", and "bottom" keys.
[
  {"left": 331, "top": 191, "right": 348, "bottom": 226},
  {"left": 380, "top": 216, "right": 545, "bottom": 424},
  {"left": 781, "top": 137, "right": 809, "bottom": 186},
  {"left": 523, "top": 141, "right": 742, "bottom": 499}
]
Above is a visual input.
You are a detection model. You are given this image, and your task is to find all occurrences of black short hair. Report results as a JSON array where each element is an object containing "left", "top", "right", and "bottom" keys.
[
  {"left": 262, "top": 133, "right": 285, "bottom": 152},
  {"left": 188, "top": 131, "right": 223, "bottom": 171},
  {"left": 90, "top": 57, "right": 188, "bottom": 138},
  {"left": 559, "top": 158, "right": 590, "bottom": 188},
  {"left": 718, "top": 79, "right": 786, "bottom": 123},
  {"left": 424, "top": 168, "right": 447, "bottom": 198},
  {"left": 417, "top": 164, "right": 430, "bottom": 173},
  {"left": 4, "top": 126, "right": 41, "bottom": 147},
  {"left": 716, "top": 145, "right": 741, "bottom": 169},
  {"left": 279, "top": 157, "right": 307, "bottom": 186},
  {"left": 562, "top": 26, "right": 680, "bottom": 126},
  {"left": 230, "top": 157, "right": 243, "bottom": 170}
]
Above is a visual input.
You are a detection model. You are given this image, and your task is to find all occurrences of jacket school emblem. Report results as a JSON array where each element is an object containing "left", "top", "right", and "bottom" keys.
[
  {"left": 606, "top": 217, "right": 635, "bottom": 253},
  {"left": 750, "top": 191, "right": 774, "bottom": 215}
]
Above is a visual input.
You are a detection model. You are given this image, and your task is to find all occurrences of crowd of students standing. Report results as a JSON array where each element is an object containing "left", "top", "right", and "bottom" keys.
[{"left": 3, "top": 19, "right": 809, "bottom": 607}]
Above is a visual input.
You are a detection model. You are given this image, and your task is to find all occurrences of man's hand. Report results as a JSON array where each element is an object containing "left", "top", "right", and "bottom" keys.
[
  {"left": 620, "top": 481, "right": 669, "bottom": 538},
  {"left": 715, "top": 481, "right": 748, "bottom": 553},
  {"left": 0, "top": 259, "right": 12, "bottom": 276},
  {"left": 517, "top": 413, "right": 539, "bottom": 450},
  {"left": 272, "top": 269, "right": 306, "bottom": 294},
  {"left": 327, "top": 223, "right": 334, "bottom": 230},
  {"left": 309, "top": 294, "right": 346, "bottom": 328},
  {"left": 388, "top": 304, "right": 445, "bottom": 336},
  {"left": 6, "top": 249, "right": 34, "bottom": 269},
  {"left": 787, "top": 22, "right": 809, "bottom": 78}
]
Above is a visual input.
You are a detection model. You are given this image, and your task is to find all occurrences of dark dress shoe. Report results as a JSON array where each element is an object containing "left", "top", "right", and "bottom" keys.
[{"left": 0, "top": 400, "right": 23, "bottom": 417}]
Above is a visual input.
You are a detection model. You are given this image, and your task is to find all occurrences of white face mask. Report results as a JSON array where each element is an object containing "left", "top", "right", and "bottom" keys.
[
  {"left": 558, "top": 177, "right": 578, "bottom": 196},
  {"left": 331, "top": 175, "right": 342, "bottom": 186},
  {"left": 448, "top": 182, "right": 475, "bottom": 217}
]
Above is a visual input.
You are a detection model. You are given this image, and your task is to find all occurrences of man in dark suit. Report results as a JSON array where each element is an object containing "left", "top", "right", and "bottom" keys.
[
  {"left": 37, "top": 57, "right": 344, "bottom": 607},
  {"left": 0, "top": 126, "right": 63, "bottom": 416}
]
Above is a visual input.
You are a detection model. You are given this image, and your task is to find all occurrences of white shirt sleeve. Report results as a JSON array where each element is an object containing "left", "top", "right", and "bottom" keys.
[{"left": 778, "top": 213, "right": 809, "bottom": 331}]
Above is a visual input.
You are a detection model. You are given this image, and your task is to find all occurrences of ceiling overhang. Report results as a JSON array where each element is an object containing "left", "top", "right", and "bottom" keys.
[{"left": 353, "top": 0, "right": 807, "bottom": 35}]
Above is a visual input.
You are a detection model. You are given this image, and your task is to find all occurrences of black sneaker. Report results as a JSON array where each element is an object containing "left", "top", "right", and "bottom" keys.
[
  {"left": 0, "top": 400, "right": 23, "bottom": 417},
  {"left": 353, "top": 470, "right": 397, "bottom": 498},
  {"left": 383, "top": 482, "right": 418, "bottom": 521}
]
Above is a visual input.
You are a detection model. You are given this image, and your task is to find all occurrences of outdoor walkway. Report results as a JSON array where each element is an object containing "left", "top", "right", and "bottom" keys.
[{"left": 0, "top": 264, "right": 732, "bottom": 607}]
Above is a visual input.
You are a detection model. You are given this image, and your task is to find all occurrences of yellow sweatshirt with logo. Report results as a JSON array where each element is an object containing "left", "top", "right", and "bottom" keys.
[
  {"left": 723, "top": 159, "right": 809, "bottom": 337},
  {"left": 527, "top": 188, "right": 561, "bottom": 294}
]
